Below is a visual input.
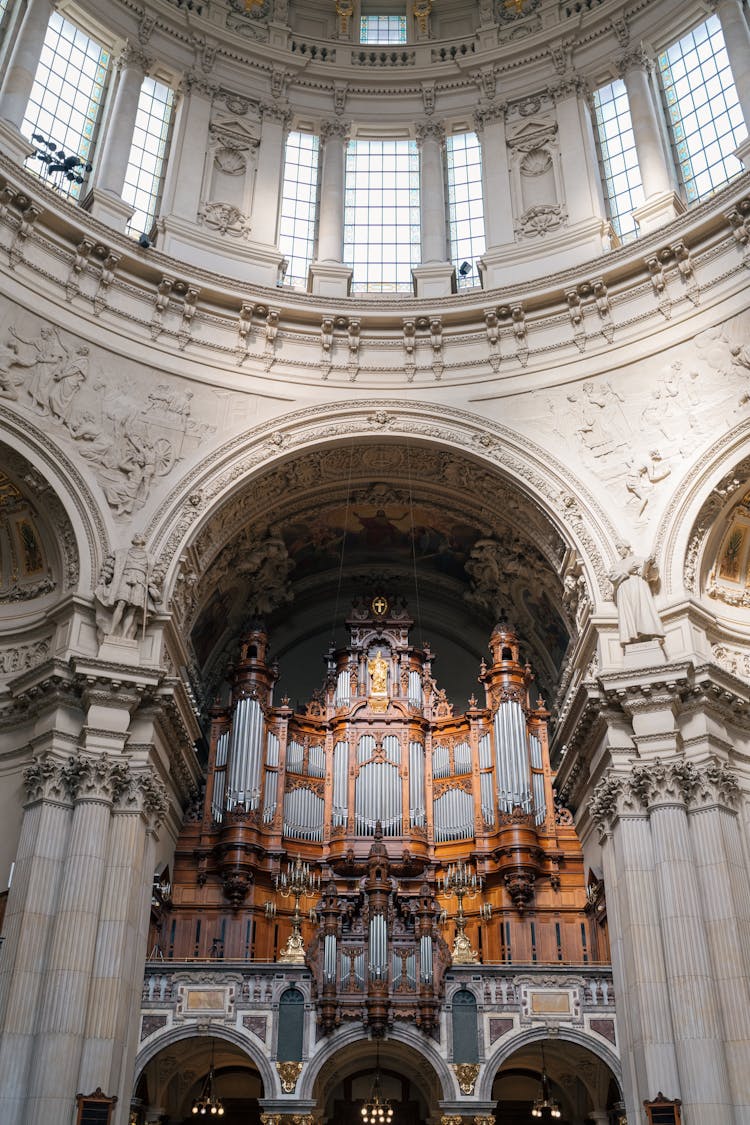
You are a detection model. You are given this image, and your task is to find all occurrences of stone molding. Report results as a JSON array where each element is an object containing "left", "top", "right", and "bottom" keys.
[
  {"left": 22, "top": 752, "right": 169, "bottom": 823},
  {"left": 319, "top": 119, "right": 350, "bottom": 142},
  {"left": 616, "top": 45, "right": 653, "bottom": 77},
  {"left": 589, "top": 757, "right": 741, "bottom": 834}
]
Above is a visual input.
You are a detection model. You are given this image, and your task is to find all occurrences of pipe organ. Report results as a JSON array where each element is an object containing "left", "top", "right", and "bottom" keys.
[{"left": 155, "top": 596, "right": 607, "bottom": 1035}]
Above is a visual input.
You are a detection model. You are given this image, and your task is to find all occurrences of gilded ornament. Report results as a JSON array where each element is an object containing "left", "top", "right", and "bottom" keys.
[
  {"left": 276, "top": 1061, "right": 303, "bottom": 1093},
  {"left": 453, "top": 1063, "right": 480, "bottom": 1095}
]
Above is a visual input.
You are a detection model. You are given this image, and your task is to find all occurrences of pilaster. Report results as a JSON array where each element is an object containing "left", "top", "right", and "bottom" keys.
[
  {"left": 0, "top": 0, "right": 54, "bottom": 162},
  {"left": 413, "top": 120, "right": 455, "bottom": 297},
  {"left": 309, "top": 119, "right": 352, "bottom": 297}
]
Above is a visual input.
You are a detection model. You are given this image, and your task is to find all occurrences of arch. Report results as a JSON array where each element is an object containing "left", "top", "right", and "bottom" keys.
[
  {"left": 299, "top": 1021, "right": 455, "bottom": 1105},
  {"left": 133, "top": 1021, "right": 277, "bottom": 1097},
  {"left": 147, "top": 400, "right": 618, "bottom": 608},
  {"left": 0, "top": 411, "right": 109, "bottom": 594},
  {"left": 451, "top": 988, "right": 479, "bottom": 1063},
  {"left": 477, "top": 1024, "right": 622, "bottom": 1101},
  {"left": 277, "top": 986, "right": 305, "bottom": 1061}
]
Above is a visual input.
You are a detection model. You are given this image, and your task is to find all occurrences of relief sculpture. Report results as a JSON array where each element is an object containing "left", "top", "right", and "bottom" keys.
[{"left": 0, "top": 318, "right": 215, "bottom": 518}]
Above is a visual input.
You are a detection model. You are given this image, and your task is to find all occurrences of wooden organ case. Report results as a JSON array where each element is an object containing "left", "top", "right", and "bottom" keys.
[{"left": 153, "top": 596, "right": 608, "bottom": 1036}]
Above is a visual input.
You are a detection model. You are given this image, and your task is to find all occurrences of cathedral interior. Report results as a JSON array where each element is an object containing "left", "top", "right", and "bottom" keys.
[{"left": 0, "top": 1, "right": 750, "bottom": 1124}]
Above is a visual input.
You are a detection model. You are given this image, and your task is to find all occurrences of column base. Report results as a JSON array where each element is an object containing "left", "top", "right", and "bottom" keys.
[
  {"left": 97, "top": 634, "right": 141, "bottom": 665},
  {"left": 478, "top": 217, "right": 609, "bottom": 289},
  {"left": 633, "top": 191, "right": 686, "bottom": 234},
  {"left": 411, "top": 261, "right": 456, "bottom": 298},
  {"left": 0, "top": 119, "right": 34, "bottom": 166},
  {"left": 309, "top": 260, "right": 352, "bottom": 297},
  {"left": 83, "top": 187, "right": 135, "bottom": 234},
  {"left": 156, "top": 214, "right": 287, "bottom": 287},
  {"left": 735, "top": 135, "right": 750, "bottom": 170}
]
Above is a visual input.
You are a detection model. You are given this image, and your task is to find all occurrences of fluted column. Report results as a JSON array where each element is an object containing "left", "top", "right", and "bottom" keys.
[
  {"left": 24, "top": 756, "right": 122, "bottom": 1125},
  {"left": 412, "top": 120, "right": 454, "bottom": 297},
  {"left": 309, "top": 119, "right": 353, "bottom": 296},
  {"left": 636, "top": 761, "right": 734, "bottom": 1124},
  {"left": 89, "top": 44, "right": 149, "bottom": 232},
  {"left": 0, "top": 0, "right": 53, "bottom": 163},
  {"left": 78, "top": 770, "right": 167, "bottom": 1102},
  {"left": 590, "top": 775, "right": 679, "bottom": 1122},
  {"left": 618, "top": 46, "right": 685, "bottom": 231},
  {"left": 687, "top": 763, "right": 750, "bottom": 1119},
  {"left": 711, "top": 0, "right": 750, "bottom": 166},
  {"left": 0, "top": 759, "right": 73, "bottom": 1125}
]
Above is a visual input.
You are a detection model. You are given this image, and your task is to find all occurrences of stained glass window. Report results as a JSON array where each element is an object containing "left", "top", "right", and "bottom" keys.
[{"left": 360, "top": 15, "right": 407, "bottom": 43}]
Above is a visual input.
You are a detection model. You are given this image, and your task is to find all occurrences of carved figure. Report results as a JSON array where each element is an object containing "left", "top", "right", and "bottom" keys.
[
  {"left": 368, "top": 650, "right": 388, "bottom": 695},
  {"left": 9, "top": 324, "right": 66, "bottom": 415},
  {"left": 48, "top": 345, "right": 89, "bottom": 423},
  {"left": 0, "top": 338, "right": 20, "bottom": 399},
  {"left": 96, "top": 534, "right": 161, "bottom": 639},
  {"left": 607, "top": 542, "right": 664, "bottom": 644},
  {"left": 236, "top": 535, "right": 293, "bottom": 616}
]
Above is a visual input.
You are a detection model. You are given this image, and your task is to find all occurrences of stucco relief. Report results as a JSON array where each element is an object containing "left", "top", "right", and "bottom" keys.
[{"left": 0, "top": 311, "right": 218, "bottom": 520}]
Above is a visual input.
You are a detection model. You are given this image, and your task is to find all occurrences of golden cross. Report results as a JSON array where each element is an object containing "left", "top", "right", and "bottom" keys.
[{"left": 372, "top": 595, "right": 388, "bottom": 616}]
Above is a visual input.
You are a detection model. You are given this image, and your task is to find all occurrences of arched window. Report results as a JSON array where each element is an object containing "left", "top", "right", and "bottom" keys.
[
  {"left": 451, "top": 988, "right": 478, "bottom": 1063},
  {"left": 277, "top": 987, "right": 304, "bottom": 1061}
]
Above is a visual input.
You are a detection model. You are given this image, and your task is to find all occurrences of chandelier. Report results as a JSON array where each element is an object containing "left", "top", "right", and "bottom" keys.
[
  {"left": 531, "top": 1045, "right": 561, "bottom": 1119},
  {"left": 361, "top": 1045, "right": 394, "bottom": 1125},
  {"left": 191, "top": 1042, "right": 225, "bottom": 1116}
]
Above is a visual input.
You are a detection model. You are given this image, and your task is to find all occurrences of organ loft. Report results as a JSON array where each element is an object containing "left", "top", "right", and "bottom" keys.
[{"left": 152, "top": 594, "right": 607, "bottom": 1036}]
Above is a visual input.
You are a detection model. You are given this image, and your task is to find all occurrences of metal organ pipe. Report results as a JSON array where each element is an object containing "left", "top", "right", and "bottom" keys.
[
  {"left": 335, "top": 669, "right": 350, "bottom": 708},
  {"left": 286, "top": 740, "right": 304, "bottom": 774},
  {"left": 433, "top": 787, "right": 474, "bottom": 841},
  {"left": 226, "top": 696, "right": 264, "bottom": 810},
  {"left": 408, "top": 669, "right": 422, "bottom": 707},
  {"left": 409, "top": 741, "right": 426, "bottom": 828},
  {"left": 529, "top": 732, "right": 546, "bottom": 824},
  {"left": 494, "top": 698, "right": 533, "bottom": 814},
  {"left": 332, "top": 741, "right": 348, "bottom": 827},
  {"left": 211, "top": 732, "right": 228, "bottom": 822},
  {"left": 454, "top": 741, "right": 471, "bottom": 775},
  {"left": 420, "top": 935, "right": 433, "bottom": 984},
  {"left": 369, "top": 914, "right": 388, "bottom": 981},
  {"left": 324, "top": 933, "right": 337, "bottom": 984},
  {"left": 283, "top": 787, "right": 324, "bottom": 841}
]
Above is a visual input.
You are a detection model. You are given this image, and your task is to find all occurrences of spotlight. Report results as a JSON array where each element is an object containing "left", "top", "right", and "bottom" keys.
[
  {"left": 138, "top": 234, "right": 152, "bottom": 249},
  {"left": 458, "top": 261, "right": 472, "bottom": 277}
]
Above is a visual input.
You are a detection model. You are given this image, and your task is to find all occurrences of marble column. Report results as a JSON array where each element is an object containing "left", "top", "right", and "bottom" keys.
[
  {"left": 644, "top": 767, "right": 734, "bottom": 1125},
  {"left": 78, "top": 769, "right": 167, "bottom": 1107},
  {"left": 24, "top": 757, "right": 118, "bottom": 1125},
  {"left": 618, "top": 46, "right": 685, "bottom": 231},
  {"left": 89, "top": 45, "right": 149, "bottom": 232},
  {"left": 687, "top": 765, "right": 750, "bottom": 1120},
  {"left": 590, "top": 773, "right": 679, "bottom": 1122},
  {"left": 412, "top": 120, "right": 454, "bottom": 297},
  {"left": 711, "top": 0, "right": 750, "bottom": 165},
  {"left": 0, "top": 0, "right": 53, "bottom": 163},
  {"left": 309, "top": 119, "right": 352, "bottom": 296},
  {"left": 0, "top": 759, "right": 73, "bottom": 1125}
]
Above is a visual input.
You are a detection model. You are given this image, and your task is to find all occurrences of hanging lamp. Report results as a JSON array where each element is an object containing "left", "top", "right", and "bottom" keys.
[
  {"left": 191, "top": 1041, "right": 225, "bottom": 1116},
  {"left": 531, "top": 1044, "right": 561, "bottom": 1119},
  {"left": 361, "top": 1043, "right": 394, "bottom": 1125}
]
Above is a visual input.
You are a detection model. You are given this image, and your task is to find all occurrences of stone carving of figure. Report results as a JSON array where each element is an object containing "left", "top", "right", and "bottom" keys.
[
  {"left": 368, "top": 650, "right": 388, "bottom": 695},
  {"left": 9, "top": 324, "right": 67, "bottom": 414},
  {"left": 0, "top": 338, "right": 20, "bottom": 399},
  {"left": 237, "top": 534, "right": 294, "bottom": 616},
  {"left": 608, "top": 542, "right": 664, "bottom": 644},
  {"left": 96, "top": 534, "right": 161, "bottom": 639},
  {"left": 48, "top": 345, "right": 89, "bottom": 424}
]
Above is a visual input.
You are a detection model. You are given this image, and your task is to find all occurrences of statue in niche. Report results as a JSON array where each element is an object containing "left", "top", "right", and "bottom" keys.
[
  {"left": 96, "top": 534, "right": 161, "bottom": 640},
  {"left": 608, "top": 542, "right": 664, "bottom": 645},
  {"left": 368, "top": 650, "right": 388, "bottom": 695}
]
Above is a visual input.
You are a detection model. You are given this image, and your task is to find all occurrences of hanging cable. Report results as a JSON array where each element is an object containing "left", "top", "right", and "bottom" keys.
[
  {"left": 331, "top": 441, "right": 356, "bottom": 647},
  {"left": 405, "top": 439, "right": 424, "bottom": 648}
]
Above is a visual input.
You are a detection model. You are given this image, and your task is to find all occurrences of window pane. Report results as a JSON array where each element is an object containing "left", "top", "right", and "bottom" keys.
[
  {"left": 360, "top": 15, "right": 407, "bottom": 44},
  {"left": 344, "top": 138, "right": 420, "bottom": 293},
  {"left": 658, "top": 14, "right": 746, "bottom": 202},
  {"left": 446, "top": 132, "right": 485, "bottom": 289},
  {"left": 21, "top": 10, "right": 110, "bottom": 200},
  {"left": 592, "top": 78, "right": 645, "bottom": 243},
  {"left": 122, "top": 76, "right": 175, "bottom": 239},
  {"left": 279, "top": 131, "right": 320, "bottom": 289}
]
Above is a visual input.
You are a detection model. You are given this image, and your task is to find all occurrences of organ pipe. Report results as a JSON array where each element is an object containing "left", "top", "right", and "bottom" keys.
[
  {"left": 227, "top": 696, "right": 264, "bottom": 810},
  {"left": 211, "top": 731, "right": 229, "bottom": 821},
  {"left": 332, "top": 741, "right": 348, "bottom": 827},
  {"left": 409, "top": 741, "right": 426, "bottom": 827}
]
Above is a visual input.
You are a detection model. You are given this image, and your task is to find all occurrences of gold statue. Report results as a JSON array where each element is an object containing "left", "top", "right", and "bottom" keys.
[{"left": 368, "top": 650, "right": 388, "bottom": 696}]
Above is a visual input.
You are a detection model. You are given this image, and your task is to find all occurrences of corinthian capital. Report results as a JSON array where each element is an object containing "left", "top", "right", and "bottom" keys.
[
  {"left": 23, "top": 754, "right": 70, "bottom": 805},
  {"left": 320, "top": 119, "right": 351, "bottom": 142},
  {"left": 617, "top": 44, "right": 653, "bottom": 77},
  {"left": 117, "top": 43, "right": 151, "bottom": 73},
  {"left": 415, "top": 120, "right": 446, "bottom": 146}
]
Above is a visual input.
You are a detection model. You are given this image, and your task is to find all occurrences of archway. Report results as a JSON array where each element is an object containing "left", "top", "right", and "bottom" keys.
[
  {"left": 133, "top": 1033, "right": 264, "bottom": 1124},
  {"left": 491, "top": 1037, "right": 624, "bottom": 1125}
]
